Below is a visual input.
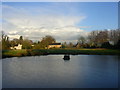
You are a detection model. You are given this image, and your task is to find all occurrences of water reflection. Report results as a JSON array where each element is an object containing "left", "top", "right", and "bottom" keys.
[
  {"left": 2, "top": 55, "right": 118, "bottom": 88},
  {"left": 63, "top": 54, "right": 70, "bottom": 60}
]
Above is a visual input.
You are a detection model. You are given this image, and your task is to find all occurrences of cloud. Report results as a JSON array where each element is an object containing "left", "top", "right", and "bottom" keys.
[{"left": 3, "top": 4, "right": 88, "bottom": 43}]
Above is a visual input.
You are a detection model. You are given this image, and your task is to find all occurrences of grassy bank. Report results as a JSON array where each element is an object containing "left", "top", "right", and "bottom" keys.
[{"left": 2, "top": 48, "right": 120, "bottom": 58}]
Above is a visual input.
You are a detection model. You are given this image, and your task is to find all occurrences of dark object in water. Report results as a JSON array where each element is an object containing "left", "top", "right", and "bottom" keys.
[{"left": 63, "top": 55, "right": 70, "bottom": 60}]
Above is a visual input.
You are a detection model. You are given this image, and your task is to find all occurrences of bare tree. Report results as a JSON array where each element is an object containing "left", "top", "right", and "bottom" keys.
[{"left": 78, "top": 36, "right": 86, "bottom": 45}]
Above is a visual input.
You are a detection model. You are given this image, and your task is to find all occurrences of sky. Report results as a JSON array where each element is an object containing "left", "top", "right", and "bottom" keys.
[{"left": 2, "top": 2, "right": 118, "bottom": 43}]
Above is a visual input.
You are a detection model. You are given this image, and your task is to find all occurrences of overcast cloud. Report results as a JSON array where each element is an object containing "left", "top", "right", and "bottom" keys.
[{"left": 2, "top": 3, "right": 89, "bottom": 43}]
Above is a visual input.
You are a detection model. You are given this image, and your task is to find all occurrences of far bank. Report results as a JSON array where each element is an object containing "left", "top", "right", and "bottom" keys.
[{"left": 2, "top": 48, "right": 120, "bottom": 58}]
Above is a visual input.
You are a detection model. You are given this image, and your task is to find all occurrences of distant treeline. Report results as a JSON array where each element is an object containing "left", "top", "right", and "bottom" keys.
[{"left": 0, "top": 29, "right": 120, "bottom": 50}]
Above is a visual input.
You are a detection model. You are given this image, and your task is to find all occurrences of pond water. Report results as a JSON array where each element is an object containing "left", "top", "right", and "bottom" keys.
[{"left": 2, "top": 55, "right": 118, "bottom": 88}]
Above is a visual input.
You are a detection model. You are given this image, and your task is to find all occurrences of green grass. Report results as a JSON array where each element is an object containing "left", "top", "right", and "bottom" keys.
[
  {"left": 2, "top": 50, "right": 27, "bottom": 57},
  {"left": 2, "top": 48, "right": 120, "bottom": 58}
]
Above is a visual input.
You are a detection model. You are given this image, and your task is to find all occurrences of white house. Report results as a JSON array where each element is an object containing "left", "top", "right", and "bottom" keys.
[{"left": 10, "top": 44, "right": 22, "bottom": 50}]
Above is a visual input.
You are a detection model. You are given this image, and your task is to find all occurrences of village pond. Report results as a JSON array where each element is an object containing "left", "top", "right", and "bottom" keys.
[{"left": 2, "top": 55, "right": 119, "bottom": 88}]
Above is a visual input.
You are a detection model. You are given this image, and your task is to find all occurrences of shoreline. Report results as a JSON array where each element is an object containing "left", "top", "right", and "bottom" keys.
[{"left": 2, "top": 49, "right": 120, "bottom": 59}]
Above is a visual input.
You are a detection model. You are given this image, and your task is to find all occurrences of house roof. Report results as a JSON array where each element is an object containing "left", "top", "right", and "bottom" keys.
[{"left": 49, "top": 43, "right": 61, "bottom": 45}]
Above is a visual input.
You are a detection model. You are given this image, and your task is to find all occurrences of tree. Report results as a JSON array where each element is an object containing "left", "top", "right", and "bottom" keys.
[
  {"left": 88, "top": 30, "right": 99, "bottom": 47},
  {"left": 40, "top": 35, "right": 56, "bottom": 48},
  {"left": 9, "top": 38, "right": 19, "bottom": 47},
  {"left": 109, "top": 29, "right": 120, "bottom": 45},
  {"left": 114, "top": 40, "right": 120, "bottom": 49},
  {"left": 13, "top": 38, "right": 19, "bottom": 44},
  {"left": 101, "top": 42, "right": 112, "bottom": 48},
  {"left": 62, "top": 42, "right": 67, "bottom": 48},
  {"left": 95, "top": 30, "right": 108, "bottom": 45},
  {"left": 22, "top": 39, "right": 32, "bottom": 49},
  {"left": 19, "top": 36, "right": 23, "bottom": 40},
  {"left": 68, "top": 42, "right": 73, "bottom": 48},
  {"left": 9, "top": 40, "right": 16, "bottom": 47},
  {"left": 88, "top": 30, "right": 109, "bottom": 47},
  {"left": 78, "top": 36, "right": 86, "bottom": 45},
  {"left": 1, "top": 31, "right": 10, "bottom": 50},
  {"left": 19, "top": 36, "right": 23, "bottom": 44}
]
